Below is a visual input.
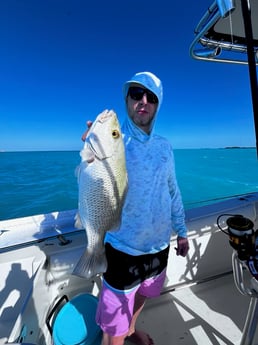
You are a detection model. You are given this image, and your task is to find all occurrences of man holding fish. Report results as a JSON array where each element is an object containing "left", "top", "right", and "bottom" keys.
[{"left": 80, "top": 72, "right": 189, "bottom": 345}]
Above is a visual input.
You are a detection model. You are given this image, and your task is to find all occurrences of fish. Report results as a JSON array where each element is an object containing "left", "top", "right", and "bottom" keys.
[{"left": 73, "top": 109, "right": 128, "bottom": 279}]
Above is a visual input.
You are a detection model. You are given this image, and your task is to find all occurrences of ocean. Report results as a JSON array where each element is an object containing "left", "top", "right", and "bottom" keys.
[{"left": 0, "top": 148, "right": 257, "bottom": 221}]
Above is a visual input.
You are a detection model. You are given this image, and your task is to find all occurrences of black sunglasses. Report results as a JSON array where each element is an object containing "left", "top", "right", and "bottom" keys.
[{"left": 128, "top": 87, "right": 158, "bottom": 104}]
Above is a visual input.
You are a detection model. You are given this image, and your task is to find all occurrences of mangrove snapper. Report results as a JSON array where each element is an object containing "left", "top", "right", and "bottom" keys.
[{"left": 73, "top": 109, "right": 127, "bottom": 279}]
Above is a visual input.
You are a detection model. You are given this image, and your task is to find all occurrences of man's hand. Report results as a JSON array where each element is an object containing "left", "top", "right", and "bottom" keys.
[
  {"left": 81, "top": 121, "right": 93, "bottom": 141},
  {"left": 175, "top": 237, "right": 189, "bottom": 257}
]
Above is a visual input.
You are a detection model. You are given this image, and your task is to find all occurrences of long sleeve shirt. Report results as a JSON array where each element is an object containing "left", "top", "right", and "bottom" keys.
[{"left": 105, "top": 116, "right": 187, "bottom": 255}]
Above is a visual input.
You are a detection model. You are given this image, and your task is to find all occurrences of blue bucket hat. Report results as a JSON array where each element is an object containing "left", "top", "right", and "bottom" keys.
[{"left": 123, "top": 71, "right": 163, "bottom": 110}]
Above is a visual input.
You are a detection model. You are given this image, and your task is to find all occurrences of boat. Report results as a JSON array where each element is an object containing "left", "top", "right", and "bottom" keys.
[
  {"left": 1, "top": 1, "right": 258, "bottom": 344},
  {"left": 1, "top": 192, "right": 258, "bottom": 345}
]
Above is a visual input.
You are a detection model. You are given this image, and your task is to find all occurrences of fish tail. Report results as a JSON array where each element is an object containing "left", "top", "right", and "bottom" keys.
[{"left": 72, "top": 248, "right": 107, "bottom": 279}]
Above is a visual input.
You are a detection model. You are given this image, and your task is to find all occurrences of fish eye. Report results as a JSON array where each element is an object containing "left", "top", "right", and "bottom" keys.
[{"left": 112, "top": 130, "right": 120, "bottom": 139}]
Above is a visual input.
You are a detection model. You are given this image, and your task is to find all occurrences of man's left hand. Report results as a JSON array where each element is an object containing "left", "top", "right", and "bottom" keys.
[{"left": 175, "top": 237, "right": 189, "bottom": 257}]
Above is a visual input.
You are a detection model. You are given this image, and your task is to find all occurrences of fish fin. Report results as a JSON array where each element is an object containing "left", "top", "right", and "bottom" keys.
[
  {"left": 72, "top": 248, "right": 107, "bottom": 279},
  {"left": 74, "top": 213, "right": 83, "bottom": 229}
]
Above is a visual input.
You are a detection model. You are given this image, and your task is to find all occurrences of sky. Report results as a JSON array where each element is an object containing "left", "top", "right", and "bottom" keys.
[{"left": 0, "top": 0, "right": 257, "bottom": 151}]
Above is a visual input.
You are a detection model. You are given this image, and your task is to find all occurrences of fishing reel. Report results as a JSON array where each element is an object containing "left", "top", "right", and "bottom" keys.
[{"left": 217, "top": 214, "right": 258, "bottom": 280}]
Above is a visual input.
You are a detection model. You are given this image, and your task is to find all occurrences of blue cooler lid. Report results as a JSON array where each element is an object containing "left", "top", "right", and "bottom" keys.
[{"left": 53, "top": 294, "right": 102, "bottom": 345}]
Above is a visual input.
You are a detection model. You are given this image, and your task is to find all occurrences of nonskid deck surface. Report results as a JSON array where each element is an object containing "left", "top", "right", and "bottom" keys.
[{"left": 127, "top": 273, "right": 257, "bottom": 345}]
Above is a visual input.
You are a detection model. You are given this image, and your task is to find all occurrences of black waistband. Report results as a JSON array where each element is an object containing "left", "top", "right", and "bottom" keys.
[{"left": 103, "top": 243, "right": 170, "bottom": 290}]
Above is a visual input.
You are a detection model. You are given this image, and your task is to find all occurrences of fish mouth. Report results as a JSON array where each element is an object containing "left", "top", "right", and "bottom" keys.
[{"left": 98, "top": 109, "right": 114, "bottom": 123}]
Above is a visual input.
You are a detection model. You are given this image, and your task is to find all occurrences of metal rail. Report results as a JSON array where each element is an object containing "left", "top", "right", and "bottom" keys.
[
  {"left": 232, "top": 251, "right": 258, "bottom": 345},
  {"left": 190, "top": 0, "right": 258, "bottom": 157}
]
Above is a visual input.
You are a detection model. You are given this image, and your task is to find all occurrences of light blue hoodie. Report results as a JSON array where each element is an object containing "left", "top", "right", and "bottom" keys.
[{"left": 105, "top": 72, "right": 187, "bottom": 255}]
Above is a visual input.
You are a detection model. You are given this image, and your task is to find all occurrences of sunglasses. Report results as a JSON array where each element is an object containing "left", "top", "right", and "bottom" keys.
[{"left": 128, "top": 87, "right": 158, "bottom": 104}]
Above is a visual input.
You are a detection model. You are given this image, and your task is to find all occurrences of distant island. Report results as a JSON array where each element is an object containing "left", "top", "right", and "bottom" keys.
[{"left": 224, "top": 146, "right": 256, "bottom": 149}]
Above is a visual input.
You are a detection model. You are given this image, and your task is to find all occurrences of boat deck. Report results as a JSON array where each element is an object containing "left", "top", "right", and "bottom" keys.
[{"left": 128, "top": 273, "right": 257, "bottom": 345}]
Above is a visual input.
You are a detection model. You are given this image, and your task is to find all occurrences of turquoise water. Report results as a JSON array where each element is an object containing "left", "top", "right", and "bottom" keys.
[
  {"left": 0, "top": 149, "right": 257, "bottom": 221},
  {"left": 174, "top": 148, "right": 258, "bottom": 207}
]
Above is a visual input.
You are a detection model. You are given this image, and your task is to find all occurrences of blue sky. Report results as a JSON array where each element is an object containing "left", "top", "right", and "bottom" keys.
[{"left": 0, "top": 0, "right": 256, "bottom": 151}]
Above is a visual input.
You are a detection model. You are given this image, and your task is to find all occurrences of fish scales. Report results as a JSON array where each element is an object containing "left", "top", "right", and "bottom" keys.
[{"left": 73, "top": 109, "right": 128, "bottom": 279}]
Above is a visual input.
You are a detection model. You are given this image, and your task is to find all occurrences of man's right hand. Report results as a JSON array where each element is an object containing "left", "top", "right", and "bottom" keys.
[{"left": 81, "top": 121, "right": 93, "bottom": 141}]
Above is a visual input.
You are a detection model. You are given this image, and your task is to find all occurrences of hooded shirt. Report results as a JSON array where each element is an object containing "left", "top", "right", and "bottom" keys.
[{"left": 105, "top": 72, "right": 187, "bottom": 255}]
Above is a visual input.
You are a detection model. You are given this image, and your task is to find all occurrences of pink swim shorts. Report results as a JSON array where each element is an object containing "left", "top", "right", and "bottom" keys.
[{"left": 95, "top": 243, "right": 169, "bottom": 337}]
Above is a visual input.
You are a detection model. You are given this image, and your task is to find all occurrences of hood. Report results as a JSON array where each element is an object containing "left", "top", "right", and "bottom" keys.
[{"left": 122, "top": 71, "right": 163, "bottom": 143}]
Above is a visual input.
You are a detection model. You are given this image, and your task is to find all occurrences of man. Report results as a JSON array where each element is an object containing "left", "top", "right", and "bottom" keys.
[{"left": 85, "top": 72, "right": 189, "bottom": 345}]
